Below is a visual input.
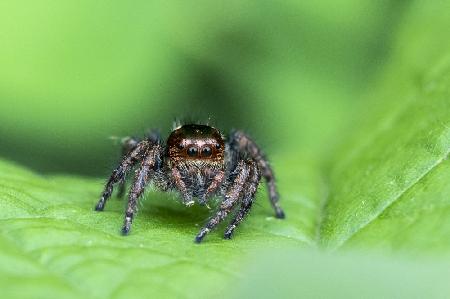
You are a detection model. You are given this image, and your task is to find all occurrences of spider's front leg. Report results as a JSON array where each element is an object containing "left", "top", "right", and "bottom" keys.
[
  {"left": 122, "top": 143, "right": 163, "bottom": 235},
  {"left": 229, "top": 130, "right": 285, "bottom": 219},
  {"left": 195, "top": 160, "right": 253, "bottom": 243},
  {"left": 95, "top": 140, "right": 151, "bottom": 211}
]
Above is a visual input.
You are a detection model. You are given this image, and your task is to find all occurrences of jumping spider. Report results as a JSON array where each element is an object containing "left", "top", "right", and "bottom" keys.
[{"left": 95, "top": 123, "right": 285, "bottom": 243}]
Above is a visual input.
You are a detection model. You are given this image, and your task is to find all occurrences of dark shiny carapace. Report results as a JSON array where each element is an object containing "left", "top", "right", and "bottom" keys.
[{"left": 167, "top": 124, "right": 225, "bottom": 162}]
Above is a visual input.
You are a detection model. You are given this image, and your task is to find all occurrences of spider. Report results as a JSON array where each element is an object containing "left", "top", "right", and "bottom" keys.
[{"left": 95, "top": 123, "right": 285, "bottom": 243}]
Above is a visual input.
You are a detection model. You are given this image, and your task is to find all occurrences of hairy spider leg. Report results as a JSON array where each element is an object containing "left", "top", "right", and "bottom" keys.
[
  {"left": 224, "top": 161, "right": 260, "bottom": 239},
  {"left": 117, "top": 131, "right": 161, "bottom": 198},
  {"left": 95, "top": 140, "right": 151, "bottom": 211},
  {"left": 229, "top": 130, "right": 285, "bottom": 219},
  {"left": 122, "top": 144, "right": 163, "bottom": 235},
  {"left": 171, "top": 166, "right": 194, "bottom": 206},
  {"left": 199, "top": 170, "right": 225, "bottom": 205},
  {"left": 195, "top": 160, "right": 253, "bottom": 243},
  {"left": 117, "top": 137, "right": 141, "bottom": 198}
]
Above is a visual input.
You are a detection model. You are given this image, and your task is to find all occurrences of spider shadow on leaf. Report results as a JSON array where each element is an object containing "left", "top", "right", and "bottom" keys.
[{"left": 124, "top": 189, "right": 216, "bottom": 227}]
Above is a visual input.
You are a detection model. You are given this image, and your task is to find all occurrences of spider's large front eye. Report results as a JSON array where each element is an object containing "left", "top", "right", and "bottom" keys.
[
  {"left": 187, "top": 146, "right": 198, "bottom": 157},
  {"left": 202, "top": 146, "right": 212, "bottom": 157}
]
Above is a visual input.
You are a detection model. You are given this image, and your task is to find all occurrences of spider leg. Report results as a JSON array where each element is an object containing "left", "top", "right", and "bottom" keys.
[
  {"left": 172, "top": 166, "right": 194, "bottom": 206},
  {"left": 117, "top": 131, "right": 161, "bottom": 198},
  {"left": 117, "top": 136, "right": 141, "bottom": 198},
  {"left": 95, "top": 140, "right": 151, "bottom": 211},
  {"left": 199, "top": 170, "right": 225, "bottom": 205},
  {"left": 195, "top": 160, "right": 252, "bottom": 243},
  {"left": 122, "top": 144, "right": 163, "bottom": 235},
  {"left": 224, "top": 160, "right": 260, "bottom": 239},
  {"left": 229, "top": 130, "right": 285, "bottom": 219}
]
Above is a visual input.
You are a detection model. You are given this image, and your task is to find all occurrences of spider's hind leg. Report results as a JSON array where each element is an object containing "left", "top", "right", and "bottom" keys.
[
  {"left": 95, "top": 140, "right": 151, "bottom": 211},
  {"left": 229, "top": 130, "right": 285, "bottom": 219},
  {"left": 117, "top": 136, "right": 141, "bottom": 198},
  {"left": 117, "top": 131, "right": 161, "bottom": 198},
  {"left": 122, "top": 143, "right": 163, "bottom": 235}
]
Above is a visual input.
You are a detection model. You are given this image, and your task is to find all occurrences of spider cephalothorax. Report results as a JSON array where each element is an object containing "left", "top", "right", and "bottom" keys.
[
  {"left": 95, "top": 123, "right": 285, "bottom": 243},
  {"left": 166, "top": 125, "right": 226, "bottom": 205}
]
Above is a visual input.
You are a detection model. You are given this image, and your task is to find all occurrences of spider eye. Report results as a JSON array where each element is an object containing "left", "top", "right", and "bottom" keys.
[
  {"left": 215, "top": 143, "right": 221, "bottom": 149},
  {"left": 177, "top": 143, "right": 185, "bottom": 150},
  {"left": 187, "top": 146, "right": 198, "bottom": 157},
  {"left": 202, "top": 146, "right": 212, "bottom": 157}
]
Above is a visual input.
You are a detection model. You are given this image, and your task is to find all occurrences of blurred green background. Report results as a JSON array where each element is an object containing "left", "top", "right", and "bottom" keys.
[
  {"left": 0, "top": 0, "right": 410, "bottom": 175},
  {"left": 2, "top": 1, "right": 450, "bottom": 298}
]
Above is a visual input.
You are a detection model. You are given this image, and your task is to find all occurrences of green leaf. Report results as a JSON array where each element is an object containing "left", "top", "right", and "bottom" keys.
[
  {"left": 319, "top": 58, "right": 450, "bottom": 250},
  {"left": 0, "top": 155, "right": 323, "bottom": 299}
]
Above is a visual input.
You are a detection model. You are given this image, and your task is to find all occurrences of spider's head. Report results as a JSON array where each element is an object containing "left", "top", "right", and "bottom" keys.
[{"left": 167, "top": 124, "right": 225, "bottom": 166}]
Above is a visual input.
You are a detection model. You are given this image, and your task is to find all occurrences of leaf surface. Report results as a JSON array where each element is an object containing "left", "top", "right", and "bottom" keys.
[
  {"left": 319, "top": 59, "right": 450, "bottom": 249},
  {"left": 0, "top": 156, "right": 324, "bottom": 298}
]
